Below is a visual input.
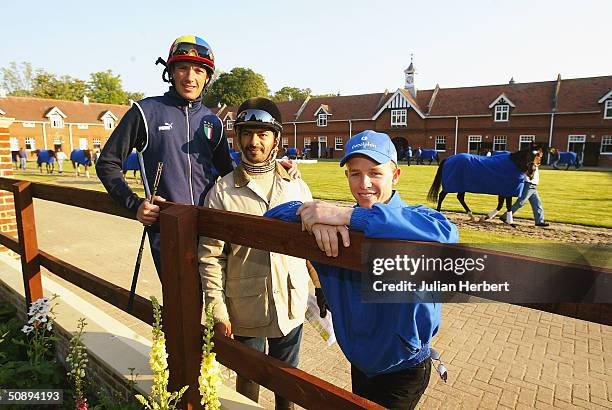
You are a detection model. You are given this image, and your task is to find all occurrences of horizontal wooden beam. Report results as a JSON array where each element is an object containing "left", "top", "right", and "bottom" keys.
[
  {"left": 0, "top": 231, "right": 19, "bottom": 253},
  {"left": 38, "top": 250, "right": 153, "bottom": 326},
  {"left": 0, "top": 177, "right": 134, "bottom": 220}
]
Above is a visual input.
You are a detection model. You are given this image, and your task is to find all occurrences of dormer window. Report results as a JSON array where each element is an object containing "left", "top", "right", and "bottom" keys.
[
  {"left": 391, "top": 109, "right": 407, "bottom": 126},
  {"left": 605, "top": 100, "right": 612, "bottom": 119},
  {"left": 494, "top": 105, "right": 509, "bottom": 122},
  {"left": 317, "top": 113, "right": 327, "bottom": 127},
  {"left": 226, "top": 119, "right": 233, "bottom": 130},
  {"left": 50, "top": 114, "right": 63, "bottom": 128},
  {"left": 103, "top": 117, "right": 115, "bottom": 130}
]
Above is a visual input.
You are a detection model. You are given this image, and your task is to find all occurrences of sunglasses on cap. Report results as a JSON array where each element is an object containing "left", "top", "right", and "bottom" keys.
[
  {"left": 170, "top": 42, "right": 213, "bottom": 61},
  {"left": 235, "top": 109, "right": 281, "bottom": 129}
]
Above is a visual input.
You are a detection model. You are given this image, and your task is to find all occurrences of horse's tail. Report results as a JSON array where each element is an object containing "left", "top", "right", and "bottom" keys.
[{"left": 427, "top": 159, "right": 446, "bottom": 203}]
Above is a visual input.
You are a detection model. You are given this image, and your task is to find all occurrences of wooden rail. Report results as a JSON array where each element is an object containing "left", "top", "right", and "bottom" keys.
[{"left": 0, "top": 176, "right": 610, "bottom": 409}]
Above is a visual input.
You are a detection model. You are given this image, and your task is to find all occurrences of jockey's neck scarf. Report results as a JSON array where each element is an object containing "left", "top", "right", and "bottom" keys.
[{"left": 239, "top": 134, "right": 280, "bottom": 175}]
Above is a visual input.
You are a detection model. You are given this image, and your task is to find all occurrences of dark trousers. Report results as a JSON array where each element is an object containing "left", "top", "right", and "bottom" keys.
[
  {"left": 351, "top": 358, "right": 431, "bottom": 409},
  {"left": 235, "top": 325, "right": 303, "bottom": 408},
  {"left": 147, "top": 228, "right": 162, "bottom": 277}
]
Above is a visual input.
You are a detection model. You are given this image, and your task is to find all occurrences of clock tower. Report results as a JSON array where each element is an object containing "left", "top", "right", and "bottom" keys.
[{"left": 404, "top": 55, "right": 416, "bottom": 97}]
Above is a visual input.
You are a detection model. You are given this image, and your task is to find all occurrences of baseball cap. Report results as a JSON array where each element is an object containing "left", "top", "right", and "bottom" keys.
[{"left": 339, "top": 130, "right": 398, "bottom": 167}]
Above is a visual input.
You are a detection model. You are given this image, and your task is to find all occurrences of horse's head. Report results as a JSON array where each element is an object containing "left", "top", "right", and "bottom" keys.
[
  {"left": 510, "top": 146, "right": 543, "bottom": 178},
  {"left": 84, "top": 149, "right": 92, "bottom": 160}
]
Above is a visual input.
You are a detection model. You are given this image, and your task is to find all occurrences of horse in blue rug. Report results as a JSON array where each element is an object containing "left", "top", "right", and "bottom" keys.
[
  {"left": 70, "top": 149, "right": 93, "bottom": 178},
  {"left": 417, "top": 149, "right": 439, "bottom": 165},
  {"left": 427, "top": 148, "right": 542, "bottom": 221},
  {"left": 122, "top": 152, "right": 141, "bottom": 183},
  {"left": 35, "top": 150, "right": 56, "bottom": 174}
]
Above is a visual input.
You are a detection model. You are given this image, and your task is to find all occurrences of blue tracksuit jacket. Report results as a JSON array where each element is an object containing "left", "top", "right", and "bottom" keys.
[{"left": 265, "top": 192, "right": 458, "bottom": 377}]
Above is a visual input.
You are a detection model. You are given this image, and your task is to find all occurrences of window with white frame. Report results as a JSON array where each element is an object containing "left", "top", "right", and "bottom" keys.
[
  {"left": 226, "top": 119, "right": 233, "bottom": 130},
  {"left": 10, "top": 137, "right": 19, "bottom": 151},
  {"left": 22, "top": 122, "right": 35, "bottom": 128},
  {"left": 50, "top": 114, "right": 63, "bottom": 128},
  {"left": 227, "top": 138, "right": 233, "bottom": 150},
  {"left": 391, "top": 109, "right": 407, "bottom": 126},
  {"left": 601, "top": 136, "right": 612, "bottom": 153},
  {"left": 93, "top": 138, "right": 101, "bottom": 149},
  {"left": 103, "top": 117, "right": 115, "bottom": 130},
  {"left": 519, "top": 135, "right": 535, "bottom": 150},
  {"left": 435, "top": 136, "right": 446, "bottom": 151},
  {"left": 304, "top": 137, "right": 311, "bottom": 148},
  {"left": 79, "top": 138, "right": 88, "bottom": 149},
  {"left": 493, "top": 136, "right": 507, "bottom": 151},
  {"left": 568, "top": 135, "right": 586, "bottom": 143},
  {"left": 494, "top": 105, "right": 509, "bottom": 122},
  {"left": 605, "top": 100, "right": 612, "bottom": 119},
  {"left": 282, "top": 137, "right": 289, "bottom": 149},
  {"left": 335, "top": 136, "right": 343, "bottom": 150},
  {"left": 77, "top": 124, "right": 89, "bottom": 129},
  {"left": 25, "top": 137, "right": 35, "bottom": 150},
  {"left": 317, "top": 113, "right": 327, "bottom": 127},
  {"left": 468, "top": 135, "right": 482, "bottom": 153}
]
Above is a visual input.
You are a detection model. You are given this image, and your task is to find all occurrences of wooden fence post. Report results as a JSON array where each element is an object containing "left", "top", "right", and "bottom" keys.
[
  {"left": 12, "top": 180, "right": 43, "bottom": 309},
  {"left": 160, "top": 204, "right": 202, "bottom": 410}
]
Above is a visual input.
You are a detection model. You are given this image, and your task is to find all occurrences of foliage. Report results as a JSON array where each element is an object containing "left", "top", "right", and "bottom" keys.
[
  {"left": 135, "top": 296, "right": 188, "bottom": 410},
  {"left": 0, "top": 295, "right": 63, "bottom": 390},
  {"left": 272, "top": 86, "right": 311, "bottom": 102},
  {"left": 0, "top": 61, "right": 34, "bottom": 95},
  {"left": 199, "top": 304, "right": 221, "bottom": 409},
  {"left": 87, "top": 70, "right": 128, "bottom": 105},
  {"left": 67, "top": 318, "right": 89, "bottom": 409},
  {"left": 203, "top": 67, "right": 269, "bottom": 107},
  {"left": 0, "top": 61, "right": 143, "bottom": 104}
]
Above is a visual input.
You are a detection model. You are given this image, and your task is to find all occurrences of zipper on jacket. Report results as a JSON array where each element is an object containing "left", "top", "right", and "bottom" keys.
[{"left": 185, "top": 104, "right": 195, "bottom": 205}]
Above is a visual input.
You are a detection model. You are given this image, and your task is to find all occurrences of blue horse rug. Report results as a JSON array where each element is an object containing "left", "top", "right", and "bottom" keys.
[
  {"left": 492, "top": 150, "right": 510, "bottom": 156},
  {"left": 442, "top": 153, "right": 525, "bottom": 197},
  {"left": 419, "top": 149, "right": 438, "bottom": 160},
  {"left": 70, "top": 149, "right": 92, "bottom": 166},
  {"left": 558, "top": 152, "right": 577, "bottom": 165},
  {"left": 37, "top": 150, "right": 55, "bottom": 165},
  {"left": 122, "top": 152, "right": 140, "bottom": 171}
]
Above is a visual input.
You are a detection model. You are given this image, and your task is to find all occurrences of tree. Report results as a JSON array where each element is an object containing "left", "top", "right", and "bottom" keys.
[
  {"left": 1, "top": 61, "right": 34, "bottom": 95},
  {"left": 271, "top": 86, "right": 311, "bottom": 102},
  {"left": 125, "top": 91, "right": 145, "bottom": 103},
  {"left": 31, "top": 71, "right": 88, "bottom": 101},
  {"left": 87, "top": 70, "right": 127, "bottom": 104},
  {"left": 203, "top": 67, "right": 269, "bottom": 107}
]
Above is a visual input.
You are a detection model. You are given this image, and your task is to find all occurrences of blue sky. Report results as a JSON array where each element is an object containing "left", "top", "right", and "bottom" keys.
[{"left": 1, "top": 0, "right": 609, "bottom": 98}]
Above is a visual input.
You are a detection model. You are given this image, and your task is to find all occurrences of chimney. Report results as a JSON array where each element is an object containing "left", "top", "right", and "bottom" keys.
[
  {"left": 83, "top": 95, "right": 89, "bottom": 105},
  {"left": 0, "top": 88, "right": 6, "bottom": 98}
]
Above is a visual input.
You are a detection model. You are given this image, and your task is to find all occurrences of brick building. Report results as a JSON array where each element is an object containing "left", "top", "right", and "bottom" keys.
[
  {"left": 218, "top": 66, "right": 612, "bottom": 167},
  {"left": 1, "top": 68, "right": 611, "bottom": 167},
  {"left": 0, "top": 95, "right": 129, "bottom": 158}
]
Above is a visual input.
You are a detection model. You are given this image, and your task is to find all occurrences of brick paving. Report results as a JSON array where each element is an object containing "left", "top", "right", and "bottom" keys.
[{"left": 21, "top": 198, "right": 612, "bottom": 409}]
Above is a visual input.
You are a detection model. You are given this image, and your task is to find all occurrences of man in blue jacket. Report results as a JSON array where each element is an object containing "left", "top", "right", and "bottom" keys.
[{"left": 265, "top": 130, "right": 458, "bottom": 409}]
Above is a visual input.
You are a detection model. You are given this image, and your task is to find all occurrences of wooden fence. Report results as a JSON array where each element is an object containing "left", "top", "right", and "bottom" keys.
[{"left": 0, "top": 176, "right": 609, "bottom": 409}]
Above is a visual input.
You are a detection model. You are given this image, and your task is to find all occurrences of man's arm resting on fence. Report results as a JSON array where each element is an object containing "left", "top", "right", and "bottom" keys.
[{"left": 198, "top": 184, "right": 231, "bottom": 334}]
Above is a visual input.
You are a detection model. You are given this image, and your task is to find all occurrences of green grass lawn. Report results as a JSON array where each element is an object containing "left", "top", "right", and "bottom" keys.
[{"left": 299, "top": 162, "right": 612, "bottom": 228}]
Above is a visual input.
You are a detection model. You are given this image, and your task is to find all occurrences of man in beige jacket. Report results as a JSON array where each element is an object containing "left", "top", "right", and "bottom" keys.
[{"left": 199, "top": 97, "right": 313, "bottom": 409}]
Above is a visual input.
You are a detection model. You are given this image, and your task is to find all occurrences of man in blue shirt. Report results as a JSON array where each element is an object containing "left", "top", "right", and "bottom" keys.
[{"left": 265, "top": 130, "right": 458, "bottom": 409}]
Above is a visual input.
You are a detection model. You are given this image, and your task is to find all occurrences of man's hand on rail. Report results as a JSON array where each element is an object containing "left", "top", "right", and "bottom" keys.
[
  {"left": 214, "top": 320, "right": 232, "bottom": 337},
  {"left": 136, "top": 195, "right": 166, "bottom": 225},
  {"left": 311, "top": 223, "right": 350, "bottom": 257},
  {"left": 297, "top": 201, "right": 353, "bottom": 233}
]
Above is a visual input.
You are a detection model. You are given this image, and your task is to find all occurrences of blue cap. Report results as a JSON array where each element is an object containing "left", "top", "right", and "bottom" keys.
[{"left": 339, "top": 130, "right": 397, "bottom": 167}]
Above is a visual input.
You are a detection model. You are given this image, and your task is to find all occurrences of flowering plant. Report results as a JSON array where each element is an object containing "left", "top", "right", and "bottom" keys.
[
  {"left": 198, "top": 303, "right": 221, "bottom": 409},
  {"left": 19, "top": 295, "right": 59, "bottom": 366},
  {"left": 135, "top": 296, "right": 188, "bottom": 410},
  {"left": 67, "top": 318, "right": 89, "bottom": 409}
]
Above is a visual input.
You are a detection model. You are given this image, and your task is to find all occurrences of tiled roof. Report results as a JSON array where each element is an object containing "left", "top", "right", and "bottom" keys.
[
  {"left": 297, "top": 93, "right": 386, "bottom": 121},
  {"left": 0, "top": 96, "right": 130, "bottom": 123},
  {"left": 556, "top": 76, "right": 612, "bottom": 112}
]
